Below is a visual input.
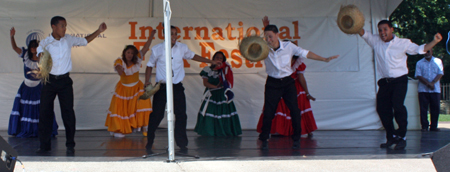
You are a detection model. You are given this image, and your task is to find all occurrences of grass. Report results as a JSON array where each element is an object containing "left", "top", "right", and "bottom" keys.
[
  {"left": 438, "top": 114, "right": 450, "bottom": 122},
  {"left": 427, "top": 114, "right": 450, "bottom": 122}
]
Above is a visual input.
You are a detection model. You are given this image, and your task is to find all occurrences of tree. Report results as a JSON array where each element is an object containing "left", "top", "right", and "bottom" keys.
[{"left": 389, "top": 0, "right": 450, "bottom": 83}]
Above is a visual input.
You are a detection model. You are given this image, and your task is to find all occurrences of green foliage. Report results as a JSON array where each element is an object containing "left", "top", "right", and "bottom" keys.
[
  {"left": 438, "top": 114, "right": 450, "bottom": 121},
  {"left": 389, "top": 0, "right": 450, "bottom": 83}
]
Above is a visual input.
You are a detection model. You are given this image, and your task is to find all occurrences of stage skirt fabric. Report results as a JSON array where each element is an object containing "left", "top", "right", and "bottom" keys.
[
  {"left": 257, "top": 80, "right": 318, "bottom": 136},
  {"left": 105, "top": 81, "right": 152, "bottom": 134},
  {"left": 194, "top": 88, "right": 242, "bottom": 136},
  {"left": 8, "top": 81, "right": 58, "bottom": 138}
]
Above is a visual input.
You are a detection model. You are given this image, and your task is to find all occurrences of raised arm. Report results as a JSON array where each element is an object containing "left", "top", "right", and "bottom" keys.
[
  {"left": 85, "top": 22, "right": 107, "bottom": 43},
  {"left": 423, "top": 33, "right": 442, "bottom": 53},
  {"left": 358, "top": 29, "right": 365, "bottom": 36},
  {"left": 306, "top": 51, "right": 338, "bottom": 62},
  {"left": 140, "top": 30, "right": 156, "bottom": 57},
  {"left": 10, "top": 27, "right": 22, "bottom": 55},
  {"left": 262, "top": 16, "right": 270, "bottom": 28},
  {"left": 192, "top": 54, "right": 222, "bottom": 66}
]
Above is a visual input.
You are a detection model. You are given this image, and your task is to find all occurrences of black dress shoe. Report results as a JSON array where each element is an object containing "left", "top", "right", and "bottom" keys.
[
  {"left": 66, "top": 147, "right": 75, "bottom": 155},
  {"left": 292, "top": 140, "right": 300, "bottom": 149},
  {"left": 394, "top": 139, "right": 406, "bottom": 150},
  {"left": 380, "top": 139, "right": 397, "bottom": 148},
  {"left": 179, "top": 146, "right": 188, "bottom": 151},
  {"left": 260, "top": 140, "right": 268, "bottom": 150},
  {"left": 421, "top": 128, "right": 428, "bottom": 132},
  {"left": 36, "top": 148, "right": 51, "bottom": 154},
  {"left": 430, "top": 128, "right": 440, "bottom": 132},
  {"left": 146, "top": 149, "right": 154, "bottom": 155}
]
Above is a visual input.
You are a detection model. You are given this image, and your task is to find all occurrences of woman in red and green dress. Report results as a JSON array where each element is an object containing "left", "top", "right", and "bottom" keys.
[{"left": 194, "top": 51, "right": 242, "bottom": 136}]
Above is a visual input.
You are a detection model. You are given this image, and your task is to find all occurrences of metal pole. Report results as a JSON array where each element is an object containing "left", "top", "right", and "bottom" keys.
[{"left": 163, "top": 0, "right": 175, "bottom": 161}]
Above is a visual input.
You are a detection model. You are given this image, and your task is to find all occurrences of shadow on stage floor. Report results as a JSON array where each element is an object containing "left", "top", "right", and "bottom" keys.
[{"left": 1, "top": 129, "right": 450, "bottom": 161}]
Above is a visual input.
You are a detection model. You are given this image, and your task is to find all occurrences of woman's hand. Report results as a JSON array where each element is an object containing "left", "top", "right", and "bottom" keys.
[
  {"left": 10, "top": 27, "right": 15, "bottom": 37},
  {"left": 324, "top": 55, "right": 339, "bottom": 62},
  {"left": 307, "top": 94, "right": 316, "bottom": 101},
  {"left": 115, "top": 65, "right": 124, "bottom": 75}
]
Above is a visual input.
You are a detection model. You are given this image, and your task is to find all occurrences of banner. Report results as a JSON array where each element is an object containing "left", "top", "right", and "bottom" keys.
[{"left": 0, "top": 17, "right": 359, "bottom": 74}]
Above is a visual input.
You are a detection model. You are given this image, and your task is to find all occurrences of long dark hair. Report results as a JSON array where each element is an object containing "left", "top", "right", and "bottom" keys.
[
  {"left": 212, "top": 51, "right": 227, "bottom": 62},
  {"left": 27, "top": 40, "right": 39, "bottom": 60},
  {"left": 121, "top": 45, "right": 139, "bottom": 66}
]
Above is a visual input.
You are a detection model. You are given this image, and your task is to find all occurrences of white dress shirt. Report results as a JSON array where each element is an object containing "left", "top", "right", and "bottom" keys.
[
  {"left": 146, "top": 42, "right": 195, "bottom": 84},
  {"left": 37, "top": 34, "right": 88, "bottom": 75},
  {"left": 415, "top": 56, "right": 444, "bottom": 93},
  {"left": 362, "top": 32, "right": 426, "bottom": 78},
  {"left": 264, "top": 40, "right": 309, "bottom": 79}
]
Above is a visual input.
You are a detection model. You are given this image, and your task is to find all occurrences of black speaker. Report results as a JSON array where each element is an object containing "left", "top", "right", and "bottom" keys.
[
  {"left": 431, "top": 143, "right": 450, "bottom": 172},
  {"left": 0, "top": 136, "right": 17, "bottom": 172}
]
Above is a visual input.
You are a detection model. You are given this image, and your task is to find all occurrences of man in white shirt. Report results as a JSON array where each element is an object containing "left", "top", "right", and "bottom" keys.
[
  {"left": 144, "top": 26, "right": 220, "bottom": 152},
  {"left": 415, "top": 49, "right": 444, "bottom": 132},
  {"left": 259, "top": 25, "right": 338, "bottom": 150},
  {"left": 358, "top": 20, "right": 441, "bottom": 150},
  {"left": 36, "top": 16, "right": 107, "bottom": 155}
]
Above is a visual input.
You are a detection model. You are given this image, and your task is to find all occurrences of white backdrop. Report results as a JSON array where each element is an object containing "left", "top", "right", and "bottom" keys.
[{"left": 0, "top": 0, "right": 416, "bottom": 131}]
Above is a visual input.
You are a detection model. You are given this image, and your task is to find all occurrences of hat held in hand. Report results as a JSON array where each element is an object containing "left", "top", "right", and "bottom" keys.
[
  {"left": 337, "top": 4, "right": 365, "bottom": 34},
  {"left": 239, "top": 36, "right": 270, "bottom": 62},
  {"left": 139, "top": 82, "right": 161, "bottom": 100}
]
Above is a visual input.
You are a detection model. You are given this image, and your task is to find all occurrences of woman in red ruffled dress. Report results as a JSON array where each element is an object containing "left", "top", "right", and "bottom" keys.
[{"left": 256, "top": 56, "right": 318, "bottom": 137}]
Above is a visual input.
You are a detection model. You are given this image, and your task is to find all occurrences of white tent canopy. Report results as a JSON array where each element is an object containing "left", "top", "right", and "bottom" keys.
[{"left": 1, "top": 0, "right": 415, "bottom": 131}]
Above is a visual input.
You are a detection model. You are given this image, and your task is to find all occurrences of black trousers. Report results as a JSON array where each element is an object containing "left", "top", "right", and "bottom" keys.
[
  {"left": 418, "top": 92, "right": 441, "bottom": 130},
  {"left": 146, "top": 83, "right": 188, "bottom": 150},
  {"left": 376, "top": 75, "right": 408, "bottom": 141},
  {"left": 39, "top": 73, "right": 76, "bottom": 150},
  {"left": 259, "top": 76, "right": 301, "bottom": 141}
]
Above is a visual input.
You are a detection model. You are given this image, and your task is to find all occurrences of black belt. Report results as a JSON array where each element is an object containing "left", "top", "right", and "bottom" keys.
[
  {"left": 49, "top": 73, "right": 70, "bottom": 80},
  {"left": 382, "top": 74, "right": 407, "bottom": 83},
  {"left": 268, "top": 75, "right": 291, "bottom": 81},
  {"left": 159, "top": 82, "right": 181, "bottom": 86}
]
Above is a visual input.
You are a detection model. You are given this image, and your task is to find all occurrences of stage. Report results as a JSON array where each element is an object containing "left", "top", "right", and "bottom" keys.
[{"left": 2, "top": 128, "right": 450, "bottom": 161}]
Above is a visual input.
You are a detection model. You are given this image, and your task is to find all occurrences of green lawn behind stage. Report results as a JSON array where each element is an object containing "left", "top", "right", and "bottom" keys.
[
  {"left": 427, "top": 114, "right": 450, "bottom": 122},
  {"left": 438, "top": 114, "right": 450, "bottom": 122}
]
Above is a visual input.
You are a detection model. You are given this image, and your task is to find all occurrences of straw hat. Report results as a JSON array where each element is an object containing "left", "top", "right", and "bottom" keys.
[
  {"left": 337, "top": 5, "right": 365, "bottom": 34},
  {"left": 139, "top": 82, "right": 161, "bottom": 100},
  {"left": 239, "top": 36, "right": 270, "bottom": 62},
  {"left": 27, "top": 48, "right": 52, "bottom": 84}
]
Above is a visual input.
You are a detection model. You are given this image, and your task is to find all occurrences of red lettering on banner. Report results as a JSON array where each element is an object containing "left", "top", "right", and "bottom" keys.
[
  {"left": 292, "top": 21, "right": 301, "bottom": 39},
  {"left": 279, "top": 26, "right": 292, "bottom": 39},
  {"left": 245, "top": 59, "right": 263, "bottom": 68},
  {"left": 246, "top": 27, "right": 260, "bottom": 36},
  {"left": 157, "top": 22, "right": 164, "bottom": 39},
  {"left": 195, "top": 27, "right": 210, "bottom": 40},
  {"left": 238, "top": 22, "right": 244, "bottom": 40},
  {"left": 183, "top": 27, "right": 193, "bottom": 40},
  {"left": 226, "top": 23, "right": 236, "bottom": 40},
  {"left": 183, "top": 59, "right": 191, "bottom": 67},
  {"left": 230, "top": 49, "right": 242, "bottom": 68},
  {"left": 255, "top": 61, "right": 263, "bottom": 68},
  {"left": 129, "top": 22, "right": 138, "bottom": 39},
  {"left": 199, "top": 42, "right": 215, "bottom": 68},
  {"left": 139, "top": 26, "right": 154, "bottom": 39},
  {"left": 245, "top": 59, "right": 254, "bottom": 68},
  {"left": 175, "top": 27, "right": 181, "bottom": 39},
  {"left": 212, "top": 27, "right": 225, "bottom": 40}
]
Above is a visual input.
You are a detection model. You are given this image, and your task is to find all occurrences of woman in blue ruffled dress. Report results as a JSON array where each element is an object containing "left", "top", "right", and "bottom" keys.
[{"left": 7, "top": 27, "right": 58, "bottom": 138}]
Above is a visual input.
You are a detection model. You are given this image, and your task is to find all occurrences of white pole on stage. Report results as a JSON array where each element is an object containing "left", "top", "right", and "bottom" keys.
[{"left": 163, "top": 0, "right": 175, "bottom": 161}]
